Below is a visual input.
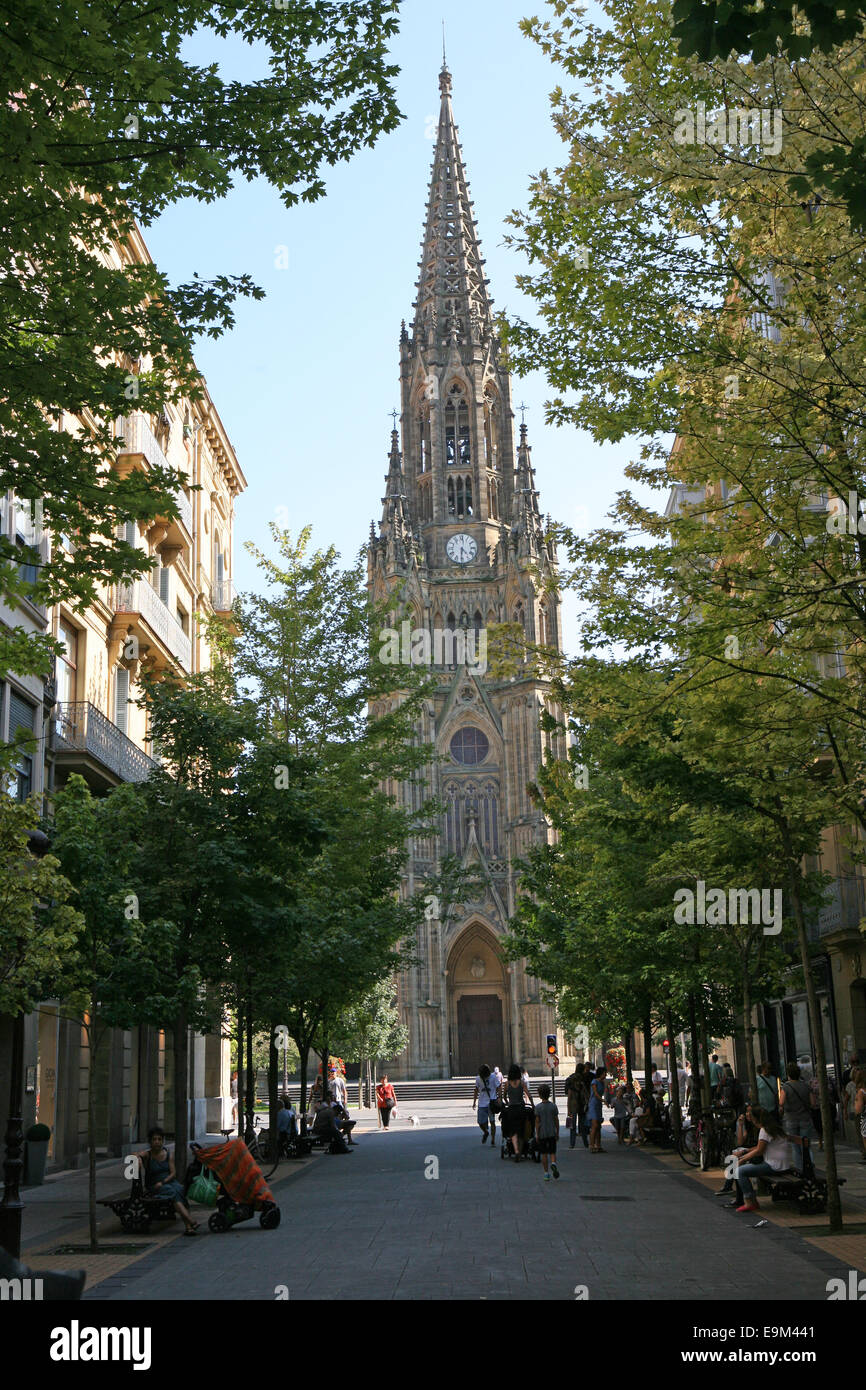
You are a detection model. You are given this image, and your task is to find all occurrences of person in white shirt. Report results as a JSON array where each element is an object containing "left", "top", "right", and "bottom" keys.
[
  {"left": 668, "top": 1061, "right": 687, "bottom": 1104},
  {"left": 651, "top": 1067, "right": 665, "bottom": 1095},
  {"left": 727, "top": 1107, "right": 793, "bottom": 1213}
]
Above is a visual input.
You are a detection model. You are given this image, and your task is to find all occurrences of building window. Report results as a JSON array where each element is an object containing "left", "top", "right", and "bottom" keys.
[
  {"left": 56, "top": 620, "right": 78, "bottom": 706},
  {"left": 418, "top": 405, "right": 432, "bottom": 474},
  {"left": 447, "top": 475, "right": 473, "bottom": 517},
  {"left": 114, "top": 666, "right": 130, "bottom": 735},
  {"left": 8, "top": 690, "right": 36, "bottom": 800},
  {"left": 450, "top": 726, "right": 490, "bottom": 765},
  {"left": 445, "top": 385, "right": 471, "bottom": 467}
]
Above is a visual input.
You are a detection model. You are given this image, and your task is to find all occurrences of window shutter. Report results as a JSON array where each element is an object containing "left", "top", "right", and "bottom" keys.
[
  {"left": 9, "top": 690, "right": 35, "bottom": 740},
  {"left": 114, "top": 667, "right": 130, "bottom": 734},
  {"left": 158, "top": 566, "right": 170, "bottom": 604}
]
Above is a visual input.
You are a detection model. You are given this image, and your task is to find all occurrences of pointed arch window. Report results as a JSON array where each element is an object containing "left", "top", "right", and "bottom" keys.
[
  {"left": 448, "top": 475, "right": 473, "bottom": 517},
  {"left": 445, "top": 385, "right": 471, "bottom": 467},
  {"left": 487, "top": 476, "right": 499, "bottom": 520},
  {"left": 513, "top": 604, "right": 525, "bottom": 630},
  {"left": 483, "top": 387, "right": 499, "bottom": 470},
  {"left": 418, "top": 402, "right": 432, "bottom": 474},
  {"left": 538, "top": 603, "right": 549, "bottom": 646}
]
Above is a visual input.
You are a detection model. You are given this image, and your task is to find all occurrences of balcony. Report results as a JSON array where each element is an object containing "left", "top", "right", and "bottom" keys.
[
  {"left": 116, "top": 412, "right": 170, "bottom": 474},
  {"left": 116, "top": 413, "right": 193, "bottom": 555},
  {"left": 53, "top": 702, "right": 159, "bottom": 789},
  {"left": 115, "top": 579, "right": 192, "bottom": 671},
  {"left": 211, "top": 579, "right": 236, "bottom": 613}
]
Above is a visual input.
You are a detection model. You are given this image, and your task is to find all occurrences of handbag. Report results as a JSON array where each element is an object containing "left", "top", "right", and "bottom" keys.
[{"left": 187, "top": 1169, "right": 218, "bottom": 1207}]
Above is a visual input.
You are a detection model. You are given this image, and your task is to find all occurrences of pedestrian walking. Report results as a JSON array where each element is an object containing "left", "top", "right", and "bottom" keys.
[
  {"left": 473, "top": 1064, "right": 500, "bottom": 1144},
  {"left": 754, "top": 1061, "right": 780, "bottom": 1117},
  {"left": 588, "top": 1065, "right": 607, "bottom": 1153},
  {"left": 501, "top": 1063, "right": 533, "bottom": 1160},
  {"left": 376, "top": 1074, "right": 397, "bottom": 1129},
  {"left": 230, "top": 1069, "right": 239, "bottom": 1128},
  {"left": 535, "top": 1082, "right": 560, "bottom": 1181},
  {"left": 564, "top": 1065, "right": 589, "bottom": 1150},
  {"left": 611, "top": 1085, "right": 629, "bottom": 1144},
  {"left": 331, "top": 1069, "right": 348, "bottom": 1108},
  {"left": 852, "top": 1068, "right": 866, "bottom": 1162},
  {"left": 843, "top": 1066, "right": 866, "bottom": 1161},
  {"left": 779, "top": 1062, "right": 816, "bottom": 1173}
]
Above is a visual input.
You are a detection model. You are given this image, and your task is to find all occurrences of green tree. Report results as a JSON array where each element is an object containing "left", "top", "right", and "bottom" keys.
[
  {"left": 51, "top": 774, "right": 198, "bottom": 1248},
  {"left": 220, "top": 526, "right": 434, "bottom": 1115},
  {"left": 0, "top": 0, "right": 403, "bottom": 676},
  {"left": 0, "top": 782, "right": 81, "bottom": 1016},
  {"left": 329, "top": 978, "right": 410, "bottom": 1106}
]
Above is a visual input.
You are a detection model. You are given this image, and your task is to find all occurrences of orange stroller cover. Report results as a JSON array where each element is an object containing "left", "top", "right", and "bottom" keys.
[{"left": 196, "top": 1138, "right": 275, "bottom": 1208}]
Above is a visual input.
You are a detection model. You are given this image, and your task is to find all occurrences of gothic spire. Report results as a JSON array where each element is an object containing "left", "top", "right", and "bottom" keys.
[
  {"left": 413, "top": 62, "right": 493, "bottom": 348},
  {"left": 379, "top": 428, "right": 414, "bottom": 570},
  {"left": 513, "top": 421, "right": 544, "bottom": 554}
]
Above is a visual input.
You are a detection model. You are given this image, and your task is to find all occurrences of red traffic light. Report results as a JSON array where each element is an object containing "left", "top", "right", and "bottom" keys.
[{"left": 662, "top": 1039, "right": 670, "bottom": 1050}]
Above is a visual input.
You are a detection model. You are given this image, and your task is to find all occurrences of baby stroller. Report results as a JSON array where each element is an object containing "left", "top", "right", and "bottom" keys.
[
  {"left": 500, "top": 1102, "right": 540, "bottom": 1162},
  {"left": 189, "top": 1138, "right": 281, "bottom": 1232}
]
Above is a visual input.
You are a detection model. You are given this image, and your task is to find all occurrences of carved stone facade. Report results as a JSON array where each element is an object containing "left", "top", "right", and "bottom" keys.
[{"left": 367, "top": 62, "right": 574, "bottom": 1078}]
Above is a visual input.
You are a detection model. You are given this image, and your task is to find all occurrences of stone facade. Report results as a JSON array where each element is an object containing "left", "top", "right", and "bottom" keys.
[{"left": 367, "top": 63, "right": 574, "bottom": 1079}]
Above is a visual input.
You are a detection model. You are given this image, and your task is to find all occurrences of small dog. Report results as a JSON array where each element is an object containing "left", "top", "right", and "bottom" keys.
[{"left": 408, "top": 1114, "right": 421, "bottom": 1128}]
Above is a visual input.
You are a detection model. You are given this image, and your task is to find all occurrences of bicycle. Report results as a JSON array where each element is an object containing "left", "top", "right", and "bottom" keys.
[{"left": 229, "top": 1114, "right": 281, "bottom": 1181}]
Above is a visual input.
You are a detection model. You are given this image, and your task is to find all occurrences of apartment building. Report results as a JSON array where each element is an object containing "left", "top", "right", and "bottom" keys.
[{"left": 0, "top": 225, "right": 246, "bottom": 1171}]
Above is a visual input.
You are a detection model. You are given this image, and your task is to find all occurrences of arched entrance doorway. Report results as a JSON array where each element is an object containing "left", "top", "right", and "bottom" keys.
[{"left": 446, "top": 923, "right": 508, "bottom": 1077}]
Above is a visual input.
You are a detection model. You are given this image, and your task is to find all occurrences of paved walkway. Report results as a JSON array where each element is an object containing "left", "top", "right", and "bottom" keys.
[{"left": 66, "top": 1110, "right": 859, "bottom": 1302}]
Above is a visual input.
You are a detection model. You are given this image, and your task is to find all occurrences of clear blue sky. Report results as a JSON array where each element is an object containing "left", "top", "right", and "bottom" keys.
[{"left": 144, "top": 1, "right": 640, "bottom": 656}]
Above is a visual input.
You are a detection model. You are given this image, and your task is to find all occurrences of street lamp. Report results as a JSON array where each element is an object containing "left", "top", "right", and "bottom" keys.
[{"left": 0, "top": 827, "right": 49, "bottom": 1258}]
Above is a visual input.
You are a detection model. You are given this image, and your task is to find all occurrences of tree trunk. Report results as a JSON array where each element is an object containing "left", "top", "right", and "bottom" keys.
[
  {"left": 742, "top": 955, "right": 758, "bottom": 1106},
  {"left": 87, "top": 1009, "right": 98, "bottom": 1252},
  {"left": 237, "top": 1003, "right": 244, "bottom": 1136},
  {"left": 322, "top": 1033, "right": 329, "bottom": 1100},
  {"left": 366, "top": 1058, "right": 373, "bottom": 1111},
  {"left": 358, "top": 1055, "right": 365, "bottom": 1108},
  {"left": 173, "top": 1008, "right": 189, "bottom": 1182},
  {"left": 642, "top": 1009, "right": 653, "bottom": 1099},
  {"left": 696, "top": 998, "right": 712, "bottom": 1109},
  {"left": 688, "top": 993, "right": 701, "bottom": 1119},
  {"left": 268, "top": 1021, "right": 279, "bottom": 1162},
  {"left": 298, "top": 1042, "right": 309, "bottom": 1126},
  {"left": 665, "top": 1007, "right": 681, "bottom": 1140},
  {"left": 781, "top": 827, "right": 844, "bottom": 1234},
  {"left": 245, "top": 1006, "right": 255, "bottom": 1138},
  {"left": 623, "top": 1033, "right": 633, "bottom": 1089}
]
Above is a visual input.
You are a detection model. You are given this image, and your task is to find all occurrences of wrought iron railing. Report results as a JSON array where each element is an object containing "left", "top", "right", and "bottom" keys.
[
  {"left": 211, "top": 579, "right": 236, "bottom": 611},
  {"left": 53, "top": 702, "right": 158, "bottom": 784},
  {"left": 114, "top": 580, "right": 192, "bottom": 670}
]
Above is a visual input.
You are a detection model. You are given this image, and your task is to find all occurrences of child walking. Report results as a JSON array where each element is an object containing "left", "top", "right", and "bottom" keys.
[{"left": 535, "top": 1083, "right": 560, "bottom": 1182}]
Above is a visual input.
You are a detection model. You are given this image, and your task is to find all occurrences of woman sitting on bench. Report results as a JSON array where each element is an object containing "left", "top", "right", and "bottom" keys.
[
  {"left": 138, "top": 1127, "right": 199, "bottom": 1235},
  {"left": 726, "top": 1108, "right": 793, "bottom": 1215}
]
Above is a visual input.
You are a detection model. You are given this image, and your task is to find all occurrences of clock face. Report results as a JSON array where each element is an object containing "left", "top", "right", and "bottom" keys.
[{"left": 446, "top": 532, "right": 477, "bottom": 565}]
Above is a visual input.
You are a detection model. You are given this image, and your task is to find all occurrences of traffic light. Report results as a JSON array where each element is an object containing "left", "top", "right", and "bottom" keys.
[
  {"left": 662, "top": 1039, "right": 670, "bottom": 1052},
  {"left": 546, "top": 1034, "right": 557, "bottom": 1057}
]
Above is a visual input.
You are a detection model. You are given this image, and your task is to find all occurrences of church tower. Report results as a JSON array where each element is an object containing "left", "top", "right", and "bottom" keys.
[{"left": 367, "top": 59, "right": 569, "bottom": 1079}]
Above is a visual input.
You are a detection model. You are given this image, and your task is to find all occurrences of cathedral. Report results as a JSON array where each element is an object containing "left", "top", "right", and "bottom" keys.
[{"left": 367, "top": 60, "right": 573, "bottom": 1079}]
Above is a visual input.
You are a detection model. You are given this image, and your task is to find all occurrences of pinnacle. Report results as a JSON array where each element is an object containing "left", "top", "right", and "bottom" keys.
[{"left": 412, "top": 63, "right": 493, "bottom": 347}]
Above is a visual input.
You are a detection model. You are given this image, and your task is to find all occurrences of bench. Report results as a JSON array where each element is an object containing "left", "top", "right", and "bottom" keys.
[
  {"left": 99, "top": 1175, "right": 179, "bottom": 1234},
  {"left": 757, "top": 1139, "right": 846, "bottom": 1215}
]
